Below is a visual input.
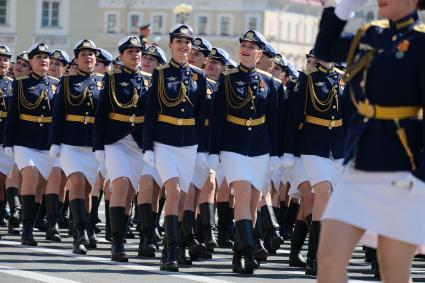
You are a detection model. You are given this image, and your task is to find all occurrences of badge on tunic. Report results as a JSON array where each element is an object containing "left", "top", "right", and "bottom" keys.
[
  {"left": 96, "top": 81, "right": 103, "bottom": 90},
  {"left": 144, "top": 80, "right": 149, "bottom": 86},
  {"left": 192, "top": 74, "right": 198, "bottom": 81},
  {"left": 236, "top": 81, "right": 245, "bottom": 86},
  {"left": 28, "top": 86, "right": 36, "bottom": 91},
  {"left": 315, "top": 81, "right": 326, "bottom": 87},
  {"left": 166, "top": 76, "right": 177, "bottom": 82},
  {"left": 207, "top": 88, "right": 212, "bottom": 95},
  {"left": 294, "top": 81, "right": 300, "bottom": 92},
  {"left": 119, "top": 82, "right": 129, "bottom": 87},
  {"left": 51, "top": 85, "right": 57, "bottom": 92},
  {"left": 395, "top": 40, "right": 409, "bottom": 59}
]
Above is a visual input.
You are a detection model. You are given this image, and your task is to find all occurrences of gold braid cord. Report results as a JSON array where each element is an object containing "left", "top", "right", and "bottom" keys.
[
  {"left": 18, "top": 80, "right": 46, "bottom": 110},
  {"left": 110, "top": 74, "right": 139, "bottom": 109},
  {"left": 157, "top": 69, "right": 192, "bottom": 110},
  {"left": 306, "top": 75, "right": 337, "bottom": 113},
  {"left": 224, "top": 75, "right": 253, "bottom": 110},
  {"left": 65, "top": 76, "right": 89, "bottom": 107},
  {"left": 0, "top": 89, "right": 6, "bottom": 110}
]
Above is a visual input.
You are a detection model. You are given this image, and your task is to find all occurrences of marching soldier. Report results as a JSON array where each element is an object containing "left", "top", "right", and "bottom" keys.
[
  {"left": 209, "top": 30, "right": 280, "bottom": 275},
  {"left": 136, "top": 44, "right": 166, "bottom": 258},
  {"left": 95, "top": 48, "right": 113, "bottom": 74},
  {"left": 143, "top": 24, "right": 208, "bottom": 272},
  {"left": 0, "top": 46, "right": 14, "bottom": 235},
  {"left": 49, "top": 39, "right": 103, "bottom": 254},
  {"left": 283, "top": 48, "right": 346, "bottom": 275},
  {"left": 4, "top": 43, "right": 59, "bottom": 246},
  {"left": 94, "top": 35, "right": 150, "bottom": 262},
  {"left": 315, "top": 0, "right": 425, "bottom": 282},
  {"left": 48, "top": 50, "right": 69, "bottom": 79}
]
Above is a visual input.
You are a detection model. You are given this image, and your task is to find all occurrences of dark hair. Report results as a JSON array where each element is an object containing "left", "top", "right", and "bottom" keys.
[{"left": 419, "top": 0, "right": 425, "bottom": 10}]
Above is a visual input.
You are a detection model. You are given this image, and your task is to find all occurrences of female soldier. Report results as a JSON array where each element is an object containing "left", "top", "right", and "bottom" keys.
[
  {"left": 4, "top": 43, "right": 59, "bottom": 246},
  {"left": 282, "top": 47, "right": 345, "bottom": 275},
  {"left": 49, "top": 39, "right": 103, "bottom": 254},
  {"left": 0, "top": 46, "right": 14, "bottom": 237},
  {"left": 94, "top": 35, "right": 149, "bottom": 262},
  {"left": 137, "top": 44, "right": 166, "bottom": 258},
  {"left": 209, "top": 30, "right": 280, "bottom": 275},
  {"left": 314, "top": 0, "right": 425, "bottom": 282},
  {"left": 44, "top": 49, "right": 70, "bottom": 242},
  {"left": 143, "top": 24, "right": 208, "bottom": 272},
  {"left": 6, "top": 51, "right": 31, "bottom": 235}
]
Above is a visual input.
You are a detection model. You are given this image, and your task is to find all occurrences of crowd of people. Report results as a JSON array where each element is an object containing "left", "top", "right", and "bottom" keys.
[{"left": 0, "top": 0, "right": 424, "bottom": 282}]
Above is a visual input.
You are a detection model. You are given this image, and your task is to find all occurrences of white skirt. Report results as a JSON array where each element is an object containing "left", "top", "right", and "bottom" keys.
[
  {"left": 105, "top": 135, "right": 143, "bottom": 190},
  {"left": 301, "top": 154, "right": 343, "bottom": 188},
  {"left": 0, "top": 147, "right": 14, "bottom": 175},
  {"left": 323, "top": 165, "right": 425, "bottom": 249},
  {"left": 271, "top": 168, "right": 283, "bottom": 192},
  {"left": 215, "top": 165, "right": 226, "bottom": 188},
  {"left": 220, "top": 151, "right": 269, "bottom": 194},
  {"left": 262, "top": 167, "right": 273, "bottom": 194},
  {"left": 192, "top": 161, "right": 212, "bottom": 189},
  {"left": 154, "top": 142, "right": 197, "bottom": 193},
  {"left": 14, "top": 146, "right": 53, "bottom": 179},
  {"left": 60, "top": 144, "right": 99, "bottom": 187},
  {"left": 288, "top": 157, "right": 308, "bottom": 195},
  {"left": 98, "top": 163, "right": 109, "bottom": 181},
  {"left": 141, "top": 162, "right": 163, "bottom": 188}
]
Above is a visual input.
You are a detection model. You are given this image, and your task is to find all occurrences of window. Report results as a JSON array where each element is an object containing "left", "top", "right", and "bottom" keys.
[
  {"left": 128, "top": 13, "right": 142, "bottom": 34},
  {"left": 41, "top": 1, "right": 60, "bottom": 28},
  {"left": 0, "top": 0, "right": 6, "bottom": 26},
  {"left": 152, "top": 14, "right": 164, "bottom": 35},
  {"left": 197, "top": 15, "right": 209, "bottom": 35},
  {"left": 287, "top": 22, "right": 291, "bottom": 41},
  {"left": 247, "top": 16, "right": 258, "bottom": 30},
  {"left": 219, "top": 16, "right": 231, "bottom": 36},
  {"left": 106, "top": 13, "right": 118, "bottom": 33}
]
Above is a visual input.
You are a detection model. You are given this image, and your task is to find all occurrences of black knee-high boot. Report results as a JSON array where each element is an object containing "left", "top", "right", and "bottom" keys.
[
  {"left": 236, "top": 220, "right": 259, "bottom": 273},
  {"left": 110, "top": 206, "right": 128, "bottom": 262},
  {"left": 21, "top": 195, "right": 37, "bottom": 246},
  {"left": 69, "top": 199, "right": 88, "bottom": 254},
  {"left": 289, "top": 220, "right": 308, "bottom": 267},
  {"left": 45, "top": 194, "right": 61, "bottom": 242},
  {"left": 34, "top": 195, "right": 47, "bottom": 232},
  {"left": 199, "top": 202, "right": 218, "bottom": 250},
  {"left": 366, "top": 247, "right": 380, "bottom": 279},
  {"left": 104, "top": 200, "right": 111, "bottom": 242},
  {"left": 217, "top": 202, "right": 233, "bottom": 248},
  {"left": 160, "top": 215, "right": 179, "bottom": 272},
  {"left": 254, "top": 216, "right": 268, "bottom": 262},
  {"left": 59, "top": 191, "right": 69, "bottom": 229},
  {"left": 156, "top": 196, "right": 166, "bottom": 235},
  {"left": 306, "top": 221, "right": 320, "bottom": 276},
  {"left": 152, "top": 212, "right": 162, "bottom": 246},
  {"left": 281, "top": 201, "right": 299, "bottom": 240},
  {"left": 138, "top": 203, "right": 156, "bottom": 257},
  {"left": 182, "top": 210, "right": 206, "bottom": 258},
  {"left": 278, "top": 201, "right": 287, "bottom": 232},
  {"left": 6, "top": 187, "right": 21, "bottom": 235},
  {"left": 260, "top": 205, "right": 285, "bottom": 252}
]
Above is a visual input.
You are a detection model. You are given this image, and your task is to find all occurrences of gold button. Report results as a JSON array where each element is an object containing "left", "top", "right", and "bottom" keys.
[
  {"left": 253, "top": 86, "right": 257, "bottom": 89},
  {"left": 131, "top": 123, "right": 135, "bottom": 126},
  {"left": 85, "top": 112, "right": 89, "bottom": 115},
  {"left": 363, "top": 117, "right": 369, "bottom": 123},
  {"left": 182, "top": 99, "right": 186, "bottom": 102},
  {"left": 332, "top": 105, "right": 336, "bottom": 109},
  {"left": 250, "top": 106, "right": 254, "bottom": 110},
  {"left": 331, "top": 116, "right": 335, "bottom": 119},
  {"left": 252, "top": 96, "right": 256, "bottom": 100},
  {"left": 86, "top": 102, "right": 90, "bottom": 106},
  {"left": 184, "top": 80, "right": 188, "bottom": 84},
  {"left": 40, "top": 123, "right": 43, "bottom": 127},
  {"left": 245, "top": 119, "right": 252, "bottom": 126},
  {"left": 177, "top": 118, "right": 183, "bottom": 125},
  {"left": 181, "top": 109, "right": 185, "bottom": 112},
  {"left": 248, "top": 127, "right": 252, "bottom": 131},
  {"left": 0, "top": 119, "right": 2, "bottom": 122}
]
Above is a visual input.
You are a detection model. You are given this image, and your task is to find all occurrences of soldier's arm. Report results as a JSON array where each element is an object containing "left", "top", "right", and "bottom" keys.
[
  {"left": 314, "top": 7, "right": 354, "bottom": 63},
  {"left": 195, "top": 72, "right": 207, "bottom": 152},
  {"left": 49, "top": 77, "right": 66, "bottom": 146},
  {"left": 3, "top": 80, "right": 19, "bottom": 147},
  {"left": 267, "top": 79, "right": 280, "bottom": 156},
  {"left": 143, "top": 69, "right": 160, "bottom": 151},
  {"left": 93, "top": 74, "right": 110, "bottom": 151},
  {"left": 209, "top": 74, "right": 226, "bottom": 155}
]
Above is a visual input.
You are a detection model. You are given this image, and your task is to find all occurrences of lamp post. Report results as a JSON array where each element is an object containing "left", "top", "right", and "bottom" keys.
[{"left": 173, "top": 3, "right": 193, "bottom": 24}]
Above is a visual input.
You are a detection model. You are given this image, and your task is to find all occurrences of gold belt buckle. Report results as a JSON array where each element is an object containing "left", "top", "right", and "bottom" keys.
[
  {"left": 129, "top": 116, "right": 135, "bottom": 123},
  {"left": 245, "top": 119, "right": 252, "bottom": 126},
  {"left": 37, "top": 116, "right": 42, "bottom": 123},
  {"left": 329, "top": 120, "right": 336, "bottom": 129},
  {"left": 177, "top": 118, "right": 183, "bottom": 125},
  {"left": 84, "top": 116, "right": 89, "bottom": 124}
]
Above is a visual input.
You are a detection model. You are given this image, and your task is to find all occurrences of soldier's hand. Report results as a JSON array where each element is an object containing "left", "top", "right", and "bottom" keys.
[
  {"left": 49, "top": 144, "right": 61, "bottom": 160},
  {"left": 196, "top": 152, "right": 208, "bottom": 170},
  {"left": 335, "top": 0, "right": 369, "bottom": 20},
  {"left": 282, "top": 153, "right": 295, "bottom": 168},
  {"left": 143, "top": 150, "right": 155, "bottom": 168},
  {"left": 95, "top": 150, "right": 105, "bottom": 163},
  {"left": 208, "top": 154, "right": 220, "bottom": 171},
  {"left": 269, "top": 156, "right": 282, "bottom": 171},
  {"left": 4, "top": 147, "right": 13, "bottom": 158}
]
